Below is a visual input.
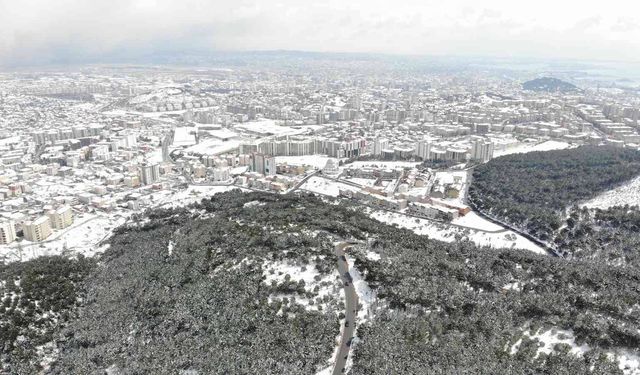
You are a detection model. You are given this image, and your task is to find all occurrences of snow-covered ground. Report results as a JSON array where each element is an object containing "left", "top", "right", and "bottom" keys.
[
  {"left": 300, "top": 176, "right": 359, "bottom": 197},
  {"left": 0, "top": 213, "right": 123, "bottom": 263},
  {"left": 494, "top": 140, "right": 571, "bottom": 157},
  {"left": 262, "top": 259, "right": 342, "bottom": 312},
  {"left": 344, "top": 254, "right": 377, "bottom": 322},
  {"left": 511, "top": 328, "right": 640, "bottom": 375},
  {"left": 510, "top": 328, "right": 589, "bottom": 358},
  {"left": 434, "top": 170, "right": 468, "bottom": 184},
  {"left": 0, "top": 185, "right": 243, "bottom": 264},
  {"left": 347, "top": 161, "right": 421, "bottom": 169},
  {"left": 146, "top": 148, "right": 164, "bottom": 163},
  {"left": 234, "top": 119, "right": 307, "bottom": 137},
  {"left": 183, "top": 138, "right": 240, "bottom": 156},
  {"left": 452, "top": 212, "right": 504, "bottom": 232},
  {"left": 152, "top": 185, "right": 242, "bottom": 208},
  {"left": 275, "top": 155, "right": 334, "bottom": 169},
  {"left": 344, "top": 177, "right": 377, "bottom": 187},
  {"left": 172, "top": 127, "right": 197, "bottom": 146},
  {"left": 30, "top": 176, "right": 91, "bottom": 197},
  {"left": 613, "top": 350, "right": 640, "bottom": 375},
  {"left": 582, "top": 175, "right": 640, "bottom": 210},
  {"left": 369, "top": 210, "right": 546, "bottom": 254}
]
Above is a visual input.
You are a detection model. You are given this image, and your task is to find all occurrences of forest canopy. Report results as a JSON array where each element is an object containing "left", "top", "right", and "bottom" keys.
[
  {"left": 468, "top": 146, "right": 640, "bottom": 240},
  {"left": 1, "top": 191, "right": 638, "bottom": 374}
]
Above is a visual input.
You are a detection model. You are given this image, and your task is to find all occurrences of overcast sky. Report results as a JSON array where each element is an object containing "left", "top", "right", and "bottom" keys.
[{"left": 1, "top": 0, "right": 640, "bottom": 66}]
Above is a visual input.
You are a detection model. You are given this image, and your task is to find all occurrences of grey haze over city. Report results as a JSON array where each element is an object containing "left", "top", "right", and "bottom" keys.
[{"left": 2, "top": 0, "right": 640, "bottom": 66}]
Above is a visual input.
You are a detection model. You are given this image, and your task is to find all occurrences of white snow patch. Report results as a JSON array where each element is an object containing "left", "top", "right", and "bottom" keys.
[
  {"left": 347, "top": 161, "right": 421, "bottom": 169},
  {"left": 494, "top": 140, "right": 571, "bottom": 157},
  {"left": 512, "top": 328, "right": 590, "bottom": 358},
  {"left": 452, "top": 212, "right": 504, "bottom": 232},
  {"left": 262, "top": 259, "right": 341, "bottom": 312},
  {"left": 583, "top": 175, "right": 640, "bottom": 210},
  {"left": 243, "top": 200, "right": 265, "bottom": 208},
  {"left": 300, "top": 176, "right": 359, "bottom": 197},
  {"left": 275, "top": 155, "right": 334, "bottom": 169},
  {"left": 502, "top": 281, "right": 522, "bottom": 291},
  {"left": 366, "top": 251, "right": 381, "bottom": 261},
  {"left": 345, "top": 254, "right": 377, "bottom": 322},
  {"left": 369, "top": 210, "right": 546, "bottom": 254},
  {"left": 0, "top": 214, "right": 122, "bottom": 263},
  {"left": 611, "top": 350, "right": 640, "bottom": 375},
  {"left": 167, "top": 240, "right": 174, "bottom": 256},
  {"left": 152, "top": 185, "right": 243, "bottom": 208},
  {"left": 344, "top": 177, "right": 377, "bottom": 187}
]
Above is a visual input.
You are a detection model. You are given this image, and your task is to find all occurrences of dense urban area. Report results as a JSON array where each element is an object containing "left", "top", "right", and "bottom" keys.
[{"left": 1, "top": 54, "right": 640, "bottom": 374}]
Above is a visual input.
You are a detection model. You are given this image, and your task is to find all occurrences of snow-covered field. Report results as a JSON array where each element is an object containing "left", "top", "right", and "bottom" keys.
[
  {"left": 344, "top": 177, "right": 377, "bottom": 187},
  {"left": 234, "top": 119, "right": 306, "bottom": 137},
  {"left": 347, "top": 161, "right": 421, "bottom": 169},
  {"left": 31, "top": 176, "right": 90, "bottom": 197},
  {"left": 494, "top": 140, "right": 571, "bottom": 157},
  {"left": 452, "top": 212, "right": 504, "bottom": 232},
  {"left": 152, "top": 185, "right": 242, "bottom": 208},
  {"left": 0, "top": 213, "right": 124, "bottom": 263},
  {"left": 0, "top": 185, "right": 243, "bottom": 264},
  {"left": 300, "top": 176, "right": 359, "bottom": 197},
  {"left": 172, "top": 127, "right": 197, "bottom": 146},
  {"left": 182, "top": 137, "right": 241, "bottom": 156},
  {"left": 275, "top": 155, "right": 334, "bottom": 169},
  {"left": 582, "top": 175, "right": 640, "bottom": 210},
  {"left": 369, "top": 210, "right": 546, "bottom": 254}
]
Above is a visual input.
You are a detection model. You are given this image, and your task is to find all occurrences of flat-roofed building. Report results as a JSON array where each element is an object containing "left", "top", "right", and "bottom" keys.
[
  {"left": 0, "top": 220, "right": 16, "bottom": 244},
  {"left": 23, "top": 216, "right": 52, "bottom": 242},
  {"left": 47, "top": 206, "right": 73, "bottom": 230}
]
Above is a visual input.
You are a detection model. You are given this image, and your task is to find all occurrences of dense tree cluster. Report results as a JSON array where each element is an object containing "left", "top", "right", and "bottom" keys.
[
  {"left": 49, "top": 200, "right": 341, "bottom": 375},
  {"left": 522, "top": 77, "right": 580, "bottom": 93},
  {"left": 468, "top": 146, "right": 640, "bottom": 240},
  {"left": 421, "top": 159, "right": 461, "bottom": 170},
  {"left": 0, "top": 256, "right": 95, "bottom": 373},
  {"left": 2, "top": 190, "right": 639, "bottom": 374},
  {"left": 555, "top": 205, "right": 640, "bottom": 265},
  {"left": 348, "top": 229, "right": 638, "bottom": 374}
]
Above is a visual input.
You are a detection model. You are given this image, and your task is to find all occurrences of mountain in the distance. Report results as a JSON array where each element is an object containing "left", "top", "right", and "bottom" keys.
[{"left": 523, "top": 77, "right": 580, "bottom": 93}]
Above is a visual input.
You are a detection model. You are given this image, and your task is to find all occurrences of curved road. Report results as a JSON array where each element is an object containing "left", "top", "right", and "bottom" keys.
[{"left": 333, "top": 243, "right": 359, "bottom": 375}]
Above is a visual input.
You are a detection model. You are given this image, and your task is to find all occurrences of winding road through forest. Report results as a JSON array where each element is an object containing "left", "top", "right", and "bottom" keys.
[{"left": 332, "top": 242, "right": 359, "bottom": 375}]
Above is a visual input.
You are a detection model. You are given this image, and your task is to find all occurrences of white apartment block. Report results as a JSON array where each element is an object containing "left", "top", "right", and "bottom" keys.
[
  {"left": 139, "top": 163, "right": 160, "bottom": 185},
  {"left": 470, "top": 137, "right": 494, "bottom": 163},
  {"left": 414, "top": 140, "right": 432, "bottom": 160},
  {"left": 48, "top": 206, "right": 74, "bottom": 230},
  {"left": 23, "top": 216, "right": 53, "bottom": 242},
  {"left": 0, "top": 220, "right": 17, "bottom": 244},
  {"left": 374, "top": 138, "right": 389, "bottom": 156}
]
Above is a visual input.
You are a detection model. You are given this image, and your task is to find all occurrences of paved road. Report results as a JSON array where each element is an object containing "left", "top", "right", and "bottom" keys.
[
  {"left": 285, "top": 170, "right": 320, "bottom": 195},
  {"left": 467, "top": 201, "right": 563, "bottom": 258},
  {"left": 333, "top": 243, "right": 359, "bottom": 375}
]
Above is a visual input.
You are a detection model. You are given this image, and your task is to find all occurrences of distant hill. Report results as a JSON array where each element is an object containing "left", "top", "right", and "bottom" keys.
[{"left": 523, "top": 77, "right": 580, "bottom": 93}]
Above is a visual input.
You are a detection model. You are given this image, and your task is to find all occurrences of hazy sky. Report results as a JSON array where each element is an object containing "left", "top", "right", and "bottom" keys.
[{"left": 1, "top": 0, "right": 640, "bottom": 66}]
